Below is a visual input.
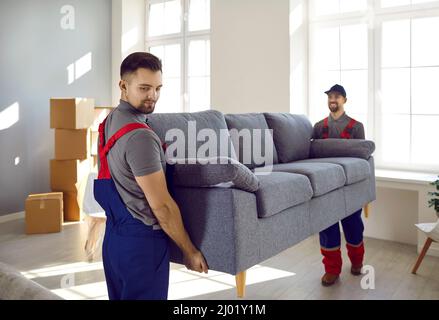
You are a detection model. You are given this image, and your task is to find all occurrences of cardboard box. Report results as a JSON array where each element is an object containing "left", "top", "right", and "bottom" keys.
[
  {"left": 25, "top": 192, "right": 63, "bottom": 234},
  {"left": 50, "top": 98, "right": 95, "bottom": 129},
  {"left": 63, "top": 191, "right": 81, "bottom": 222},
  {"left": 91, "top": 107, "right": 113, "bottom": 132},
  {"left": 50, "top": 158, "right": 91, "bottom": 192},
  {"left": 55, "top": 128, "right": 91, "bottom": 160}
]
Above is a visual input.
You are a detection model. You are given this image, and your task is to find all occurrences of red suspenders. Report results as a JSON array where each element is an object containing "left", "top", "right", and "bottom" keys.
[
  {"left": 98, "top": 118, "right": 152, "bottom": 179},
  {"left": 322, "top": 117, "right": 357, "bottom": 140}
]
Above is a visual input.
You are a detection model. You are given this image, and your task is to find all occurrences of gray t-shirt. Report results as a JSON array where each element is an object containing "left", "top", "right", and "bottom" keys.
[
  {"left": 313, "top": 112, "right": 365, "bottom": 140},
  {"left": 98, "top": 100, "right": 166, "bottom": 229}
]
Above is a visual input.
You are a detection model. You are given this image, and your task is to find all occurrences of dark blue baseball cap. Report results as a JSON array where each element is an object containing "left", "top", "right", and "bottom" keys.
[{"left": 325, "top": 84, "right": 347, "bottom": 98}]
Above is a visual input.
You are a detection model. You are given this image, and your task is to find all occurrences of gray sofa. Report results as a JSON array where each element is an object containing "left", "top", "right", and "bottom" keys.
[
  {"left": 148, "top": 111, "right": 376, "bottom": 297},
  {"left": 0, "top": 262, "right": 62, "bottom": 300}
]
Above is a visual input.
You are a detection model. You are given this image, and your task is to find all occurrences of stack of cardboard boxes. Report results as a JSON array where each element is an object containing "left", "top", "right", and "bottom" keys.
[
  {"left": 49, "top": 98, "right": 95, "bottom": 222},
  {"left": 25, "top": 99, "right": 113, "bottom": 235}
]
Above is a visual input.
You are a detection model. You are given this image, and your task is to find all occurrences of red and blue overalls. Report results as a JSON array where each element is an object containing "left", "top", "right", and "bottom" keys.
[
  {"left": 319, "top": 117, "right": 365, "bottom": 275},
  {"left": 93, "top": 118, "right": 170, "bottom": 300}
]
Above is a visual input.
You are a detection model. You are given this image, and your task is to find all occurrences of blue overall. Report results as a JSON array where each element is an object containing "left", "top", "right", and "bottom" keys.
[
  {"left": 319, "top": 209, "right": 364, "bottom": 248},
  {"left": 93, "top": 119, "right": 170, "bottom": 300},
  {"left": 319, "top": 116, "right": 364, "bottom": 249}
]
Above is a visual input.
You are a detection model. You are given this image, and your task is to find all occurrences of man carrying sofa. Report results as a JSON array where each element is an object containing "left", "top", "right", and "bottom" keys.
[
  {"left": 312, "top": 84, "right": 366, "bottom": 287},
  {"left": 94, "top": 52, "right": 208, "bottom": 300}
]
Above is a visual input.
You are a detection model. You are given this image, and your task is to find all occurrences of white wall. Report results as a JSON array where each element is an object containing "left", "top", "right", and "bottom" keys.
[
  {"left": 0, "top": 0, "right": 112, "bottom": 215},
  {"left": 211, "top": 0, "right": 290, "bottom": 115},
  {"left": 364, "top": 187, "right": 419, "bottom": 245}
]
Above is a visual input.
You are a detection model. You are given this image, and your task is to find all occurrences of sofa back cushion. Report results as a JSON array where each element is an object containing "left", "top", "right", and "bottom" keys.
[
  {"left": 148, "top": 110, "right": 237, "bottom": 162},
  {"left": 225, "top": 113, "right": 279, "bottom": 169},
  {"left": 264, "top": 113, "right": 313, "bottom": 163}
]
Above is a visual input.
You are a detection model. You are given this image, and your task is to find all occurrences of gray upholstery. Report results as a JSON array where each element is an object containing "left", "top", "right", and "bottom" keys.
[
  {"left": 173, "top": 158, "right": 260, "bottom": 193},
  {"left": 225, "top": 113, "right": 279, "bottom": 168},
  {"left": 310, "top": 138, "right": 376, "bottom": 160},
  {"left": 272, "top": 162, "right": 346, "bottom": 197},
  {"left": 296, "top": 157, "right": 371, "bottom": 185},
  {"left": 255, "top": 172, "right": 313, "bottom": 218},
  {"left": 148, "top": 111, "right": 376, "bottom": 276},
  {"left": 148, "top": 110, "right": 237, "bottom": 160},
  {"left": 0, "top": 262, "right": 62, "bottom": 300},
  {"left": 264, "top": 113, "right": 313, "bottom": 163}
]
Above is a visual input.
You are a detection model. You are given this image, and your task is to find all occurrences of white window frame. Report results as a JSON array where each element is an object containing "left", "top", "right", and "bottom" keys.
[
  {"left": 307, "top": 0, "right": 439, "bottom": 173},
  {"left": 145, "top": 0, "right": 211, "bottom": 113}
]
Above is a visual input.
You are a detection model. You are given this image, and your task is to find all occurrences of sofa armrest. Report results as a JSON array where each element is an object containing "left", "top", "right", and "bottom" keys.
[
  {"left": 310, "top": 139, "right": 375, "bottom": 160},
  {"left": 170, "top": 186, "right": 260, "bottom": 275}
]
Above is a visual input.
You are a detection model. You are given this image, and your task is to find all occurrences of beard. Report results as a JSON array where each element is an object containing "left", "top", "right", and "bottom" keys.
[
  {"left": 137, "top": 101, "right": 156, "bottom": 114},
  {"left": 329, "top": 103, "right": 339, "bottom": 113}
]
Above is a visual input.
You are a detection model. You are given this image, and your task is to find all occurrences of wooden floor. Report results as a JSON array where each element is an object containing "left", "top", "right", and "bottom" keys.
[{"left": 0, "top": 218, "right": 438, "bottom": 300}]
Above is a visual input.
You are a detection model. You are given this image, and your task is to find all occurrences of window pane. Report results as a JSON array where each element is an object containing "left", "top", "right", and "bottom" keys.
[
  {"left": 189, "top": 76, "right": 210, "bottom": 112},
  {"left": 340, "top": 23, "right": 368, "bottom": 70},
  {"left": 382, "top": 19, "right": 410, "bottom": 68},
  {"left": 339, "top": 0, "right": 368, "bottom": 13},
  {"left": 380, "top": 114, "right": 411, "bottom": 164},
  {"left": 188, "top": 40, "right": 210, "bottom": 77},
  {"left": 149, "top": 44, "right": 182, "bottom": 113},
  {"left": 412, "top": 67, "right": 439, "bottom": 115},
  {"left": 381, "top": 68, "right": 411, "bottom": 114},
  {"left": 188, "top": 40, "right": 210, "bottom": 112},
  {"left": 312, "top": 0, "right": 367, "bottom": 17},
  {"left": 380, "top": 0, "right": 410, "bottom": 8},
  {"left": 412, "top": 0, "right": 439, "bottom": 5},
  {"left": 148, "top": 0, "right": 182, "bottom": 37},
  {"left": 311, "top": 0, "right": 339, "bottom": 17},
  {"left": 412, "top": 115, "right": 439, "bottom": 166},
  {"left": 188, "top": 0, "right": 210, "bottom": 31},
  {"left": 412, "top": 16, "right": 439, "bottom": 67},
  {"left": 310, "top": 26, "right": 340, "bottom": 71},
  {"left": 150, "top": 44, "right": 181, "bottom": 78},
  {"left": 340, "top": 70, "right": 368, "bottom": 114}
]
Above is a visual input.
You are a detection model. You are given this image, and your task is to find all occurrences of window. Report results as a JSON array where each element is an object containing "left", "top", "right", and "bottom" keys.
[
  {"left": 308, "top": 0, "right": 439, "bottom": 172},
  {"left": 146, "top": 0, "right": 211, "bottom": 113}
]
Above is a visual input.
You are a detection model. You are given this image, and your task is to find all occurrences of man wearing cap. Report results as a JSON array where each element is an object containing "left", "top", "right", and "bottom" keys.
[{"left": 312, "top": 84, "right": 366, "bottom": 286}]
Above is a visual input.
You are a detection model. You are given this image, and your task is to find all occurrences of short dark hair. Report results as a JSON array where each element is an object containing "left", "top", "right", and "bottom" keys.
[{"left": 120, "top": 52, "right": 162, "bottom": 79}]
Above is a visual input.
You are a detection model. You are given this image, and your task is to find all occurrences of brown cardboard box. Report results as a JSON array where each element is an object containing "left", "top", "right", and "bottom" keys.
[
  {"left": 50, "top": 158, "right": 91, "bottom": 192},
  {"left": 63, "top": 191, "right": 81, "bottom": 222},
  {"left": 55, "top": 128, "right": 91, "bottom": 160},
  {"left": 25, "top": 192, "right": 63, "bottom": 234},
  {"left": 50, "top": 98, "right": 95, "bottom": 129}
]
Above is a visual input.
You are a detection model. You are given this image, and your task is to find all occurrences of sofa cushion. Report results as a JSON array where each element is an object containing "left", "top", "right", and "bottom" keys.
[
  {"left": 272, "top": 162, "right": 346, "bottom": 197},
  {"left": 172, "top": 157, "right": 260, "bottom": 192},
  {"left": 148, "top": 110, "right": 237, "bottom": 161},
  {"left": 296, "top": 157, "right": 371, "bottom": 185},
  {"left": 310, "top": 139, "right": 376, "bottom": 160},
  {"left": 264, "top": 113, "right": 313, "bottom": 163},
  {"left": 256, "top": 172, "right": 313, "bottom": 218},
  {"left": 225, "top": 113, "right": 279, "bottom": 169}
]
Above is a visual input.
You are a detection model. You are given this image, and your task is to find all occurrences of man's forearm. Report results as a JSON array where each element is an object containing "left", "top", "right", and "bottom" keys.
[{"left": 152, "top": 199, "right": 197, "bottom": 255}]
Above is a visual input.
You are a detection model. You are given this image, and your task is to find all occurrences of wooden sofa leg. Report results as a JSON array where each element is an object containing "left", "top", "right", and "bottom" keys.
[
  {"left": 364, "top": 204, "right": 370, "bottom": 219},
  {"left": 412, "top": 238, "right": 433, "bottom": 274},
  {"left": 235, "top": 271, "right": 246, "bottom": 298}
]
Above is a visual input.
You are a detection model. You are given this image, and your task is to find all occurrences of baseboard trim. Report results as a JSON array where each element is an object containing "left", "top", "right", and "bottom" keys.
[{"left": 0, "top": 211, "right": 25, "bottom": 224}]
